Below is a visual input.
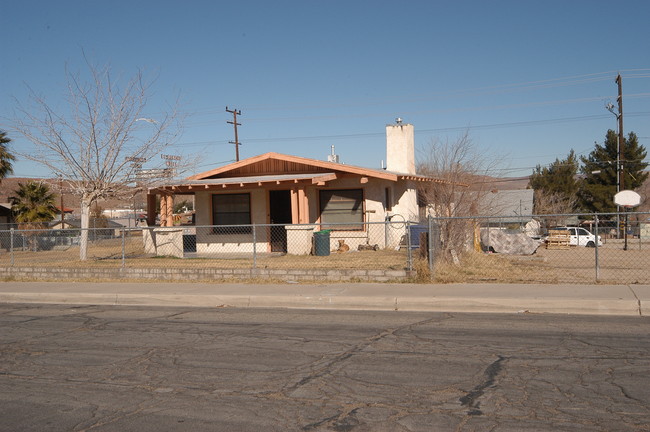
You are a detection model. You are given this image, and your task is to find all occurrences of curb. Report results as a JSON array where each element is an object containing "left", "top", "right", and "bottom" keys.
[{"left": 0, "top": 292, "right": 643, "bottom": 316}]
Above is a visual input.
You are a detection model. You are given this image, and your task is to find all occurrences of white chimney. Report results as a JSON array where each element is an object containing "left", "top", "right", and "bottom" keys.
[{"left": 385, "top": 119, "right": 415, "bottom": 175}]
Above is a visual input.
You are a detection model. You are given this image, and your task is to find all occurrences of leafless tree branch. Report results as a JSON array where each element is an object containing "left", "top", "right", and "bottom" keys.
[{"left": 10, "top": 59, "right": 185, "bottom": 259}]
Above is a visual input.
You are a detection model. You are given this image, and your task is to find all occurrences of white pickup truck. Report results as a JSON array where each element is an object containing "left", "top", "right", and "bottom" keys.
[{"left": 548, "top": 226, "right": 602, "bottom": 247}]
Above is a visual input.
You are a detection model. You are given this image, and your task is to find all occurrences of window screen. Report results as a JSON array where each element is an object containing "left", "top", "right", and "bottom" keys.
[
  {"left": 319, "top": 189, "right": 363, "bottom": 230},
  {"left": 212, "top": 193, "right": 251, "bottom": 233}
]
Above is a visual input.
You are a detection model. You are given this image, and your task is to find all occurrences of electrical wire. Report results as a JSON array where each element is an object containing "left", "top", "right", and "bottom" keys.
[{"left": 181, "top": 69, "right": 650, "bottom": 116}]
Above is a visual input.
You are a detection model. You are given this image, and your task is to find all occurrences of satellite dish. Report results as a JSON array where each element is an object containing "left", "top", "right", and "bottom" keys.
[{"left": 614, "top": 190, "right": 642, "bottom": 208}]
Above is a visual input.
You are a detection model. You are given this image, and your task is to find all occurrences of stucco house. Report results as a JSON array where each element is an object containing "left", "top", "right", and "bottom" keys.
[
  {"left": 145, "top": 121, "right": 444, "bottom": 256},
  {"left": 0, "top": 203, "right": 14, "bottom": 228}
]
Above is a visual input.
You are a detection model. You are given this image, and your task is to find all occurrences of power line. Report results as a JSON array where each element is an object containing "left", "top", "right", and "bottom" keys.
[
  {"left": 171, "top": 92, "right": 650, "bottom": 126},
  {"left": 168, "top": 111, "right": 650, "bottom": 149},
  {"left": 177, "top": 69, "right": 650, "bottom": 116}
]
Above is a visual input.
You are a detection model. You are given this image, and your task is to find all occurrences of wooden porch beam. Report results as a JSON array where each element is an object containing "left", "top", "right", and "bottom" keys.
[
  {"left": 290, "top": 189, "right": 299, "bottom": 224},
  {"left": 298, "top": 186, "right": 308, "bottom": 224},
  {"left": 165, "top": 194, "right": 174, "bottom": 227},
  {"left": 146, "top": 193, "right": 157, "bottom": 226}
]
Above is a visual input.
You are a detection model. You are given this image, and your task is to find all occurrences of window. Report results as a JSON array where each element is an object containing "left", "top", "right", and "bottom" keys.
[
  {"left": 212, "top": 193, "right": 251, "bottom": 234},
  {"left": 319, "top": 189, "right": 363, "bottom": 230},
  {"left": 385, "top": 187, "right": 392, "bottom": 212}
]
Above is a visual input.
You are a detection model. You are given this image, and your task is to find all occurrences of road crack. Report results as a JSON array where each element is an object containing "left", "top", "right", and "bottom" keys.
[
  {"left": 459, "top": 355, "right": 506, "bottom": 416},
  {"left": 286, "top": 315, "right": 452, "bottom": 394}
]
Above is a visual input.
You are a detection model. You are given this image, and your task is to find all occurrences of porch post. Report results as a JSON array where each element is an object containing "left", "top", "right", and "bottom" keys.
[
  {"left": 146, "top": 193, "right": 157, "bottom": 226},
  {"left": 164, "top": 194, "right": 174, "bottom": 227},
  {"left": 298, "top": 186, "right": 308, "bottom": 224},
  {"left": 159, "top": 194, "right": 168, "bottom": 226},
  {"left": 290, "top": 189, "right": 299, "bottom": 224}
]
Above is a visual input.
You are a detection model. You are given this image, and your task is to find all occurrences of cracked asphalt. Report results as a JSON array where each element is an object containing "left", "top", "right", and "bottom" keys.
[{"left": 1, "top": 304, "right": 649, "bottom": 431}]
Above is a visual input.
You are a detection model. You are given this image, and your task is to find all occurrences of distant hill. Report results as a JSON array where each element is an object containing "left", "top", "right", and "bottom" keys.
[
  {"left": 0, "top": 178, "right": 144, "bottom": 215},
  {"left": 0, "top": 178, "right": 44, "bottom": 203},
  {"left": 468, "top": 175, "right": 530, "bottom": 191}
]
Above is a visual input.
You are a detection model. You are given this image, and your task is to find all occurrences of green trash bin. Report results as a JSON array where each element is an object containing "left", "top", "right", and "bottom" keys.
[{"left": 313, "top": 230, "right": 331, "bottom": 256}]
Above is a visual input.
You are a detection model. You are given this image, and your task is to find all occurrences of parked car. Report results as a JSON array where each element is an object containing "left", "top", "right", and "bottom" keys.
[{"left": 547, "top": 226, "right": 602, "bottom": 247}]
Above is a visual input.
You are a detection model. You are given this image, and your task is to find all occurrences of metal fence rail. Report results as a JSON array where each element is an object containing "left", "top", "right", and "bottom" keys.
[
  {"left": 0, "top": 220, "right": 413, "bottom": 277},
  {"left": 426, "top": 212, "right": 650, "bottom": 285},
  {"left": 1, "top": 212, "right": 648, "bottom": 284}
]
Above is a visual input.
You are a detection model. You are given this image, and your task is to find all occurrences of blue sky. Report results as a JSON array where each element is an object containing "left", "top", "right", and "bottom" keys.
[{"left": 2, "top": 0, "right": 649, "bottom": 179}]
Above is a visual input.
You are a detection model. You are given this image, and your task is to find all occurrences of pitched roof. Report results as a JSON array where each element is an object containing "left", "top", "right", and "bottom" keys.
[
  {"left": 188, "top": 152, "right": 439, "bottom": 183},
  {"left": 158, "top": 173, "right": 340, "bottom": 193}
]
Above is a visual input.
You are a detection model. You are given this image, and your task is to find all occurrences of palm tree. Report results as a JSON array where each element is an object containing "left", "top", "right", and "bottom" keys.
[
  {"left": 9, "top": 181, "right": 57, "bottom": 225},
  {"left": 0, "top": 130, "right": 16, "bottom": 182}
]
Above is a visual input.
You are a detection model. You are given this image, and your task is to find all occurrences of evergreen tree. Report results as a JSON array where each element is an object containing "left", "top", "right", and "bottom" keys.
[
  {"left": 579, "top": 130, "right": 648, "bottom": 212},
  {"left": 0, "top": 130, "right": 16, "bottom": 182},
  {"left": 529, "top": 150, "right": 579, "bottom": 214}
]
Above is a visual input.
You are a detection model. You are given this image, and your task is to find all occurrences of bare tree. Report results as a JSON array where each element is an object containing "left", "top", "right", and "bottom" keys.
[
  {"left": 417, "top": 131, "right": 498, "bottom": 261},
  {"left": 532, "top": 190, "right": 578, "bottom": 228},
  {"left": 11, "top": 60, "right": 184, "bottom": 259}
]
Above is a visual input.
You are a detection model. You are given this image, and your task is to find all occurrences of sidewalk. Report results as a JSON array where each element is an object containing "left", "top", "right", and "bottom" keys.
[{"left": 0, "top": 281, "right": 648, "bottom": 316}]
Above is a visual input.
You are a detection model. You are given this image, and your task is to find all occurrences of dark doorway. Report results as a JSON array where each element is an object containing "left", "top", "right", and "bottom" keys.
[{"left": 269, "top": 190, "right": 292, "bottom": 252}]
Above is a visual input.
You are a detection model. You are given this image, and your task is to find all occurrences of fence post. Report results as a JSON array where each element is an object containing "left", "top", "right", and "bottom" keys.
[
  {"left": 252, "top": 224, "right": 257, "bottom": 270},
  {"left": 10, "top": 228, "right": 14, "bottom": 267},
  {"left": 594, "top": 214, "right": 599, "bottom": 281},
  {"left": 121, "top": 229, "right": 126, "bottom": 269},
  {"left": 384, "top": 219, "right": 389, "bottom": 250},
  {"left": 406, "top": 221, "right": 412, "bottom": 271},
  {"left": 486, "top": 220, "right": 491, "bottom": 252},
  {"left": 427, "top": 216, "right": 434, "bottom": 275}
]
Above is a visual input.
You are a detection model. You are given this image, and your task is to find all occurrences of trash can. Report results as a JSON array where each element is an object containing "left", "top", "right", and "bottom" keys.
[{"left": 313, "top": 230, "right": 331, "bottom": 256}]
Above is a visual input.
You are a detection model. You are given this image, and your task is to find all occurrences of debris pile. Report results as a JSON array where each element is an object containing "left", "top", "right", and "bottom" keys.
[{"left": 481, "top": 229, "right": 541, "bottom": 255}]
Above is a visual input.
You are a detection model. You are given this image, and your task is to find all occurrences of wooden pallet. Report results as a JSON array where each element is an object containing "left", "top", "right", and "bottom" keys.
[{"left": 546, "top": 230, "right": 571, "bottom": 249}]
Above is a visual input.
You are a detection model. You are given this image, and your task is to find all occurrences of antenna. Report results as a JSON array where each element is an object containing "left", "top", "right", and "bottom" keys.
[{"left": 327, "top": 145, "right": 340, "bottom": 163}]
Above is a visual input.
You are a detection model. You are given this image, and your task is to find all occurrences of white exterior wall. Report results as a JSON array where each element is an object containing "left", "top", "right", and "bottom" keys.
[
  {"left": 392, "top": 180, "right": 419, "bottom": 223},
  {"left": 306, "top": 177, "right": 408, "bottom": 251},
  {"left": 194, "top": 189, "right": 270, "bottom": 254},
  {"left": 191, "top": 177, "right": 416, "bottom": 254}
]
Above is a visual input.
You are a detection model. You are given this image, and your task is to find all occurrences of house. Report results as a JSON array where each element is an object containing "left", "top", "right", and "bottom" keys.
[
  {"left": 146, "top": 121, "right": 445, "bottom": 255},
  {"left": 49, "top": 218, "right": 124, "bottom": 239},
  {"left": 0, "top": 203, "right": 14, "bottom": 228},
  {"left": 480, "top": 189, "right": 534, "bottom": 225}
]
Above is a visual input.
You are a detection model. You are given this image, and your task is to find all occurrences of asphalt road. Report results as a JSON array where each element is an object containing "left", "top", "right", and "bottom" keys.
[{"left": 1, "top": 304, "right": 649, "bottom": 431}]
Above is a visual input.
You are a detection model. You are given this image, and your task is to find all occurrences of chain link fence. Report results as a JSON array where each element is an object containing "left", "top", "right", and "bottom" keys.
[
  {"left": 423, "top": 212, "right": 650, "bottom": 285},
  {"left": 1, "top": 212, "right": 648, "bottom": 284},
  {"left": 0, "top": 220, "right": 414, "bottom": 280}
]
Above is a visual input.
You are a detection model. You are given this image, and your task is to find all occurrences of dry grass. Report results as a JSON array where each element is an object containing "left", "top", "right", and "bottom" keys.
[
  {"left": 2, "top": 236, "right": 648, "bottom": 284},
  {"left": 431, "top": 251, "right": 551, "bottom": 284},
  {"left": 431, "top": 245, "right": 650, "bottom": 284},
  {"left": 0, "top": 239, "right": 409, "bottom": 271}
]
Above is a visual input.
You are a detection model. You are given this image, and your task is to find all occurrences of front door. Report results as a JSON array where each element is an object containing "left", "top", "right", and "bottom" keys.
[{"left": 269, "top": 190, "right": 292, "bottom": 252}]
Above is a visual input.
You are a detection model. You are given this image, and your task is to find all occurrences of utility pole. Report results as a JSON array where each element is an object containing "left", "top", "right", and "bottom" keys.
[
  {"left": 59, "top": 176, "right": 65, "bottom": 229},
  {"left": 226, "top": 106, "right": 242, "bottom": 162},
  {"left": 616, "top": 73, "right": 624, "bottom": 190}
]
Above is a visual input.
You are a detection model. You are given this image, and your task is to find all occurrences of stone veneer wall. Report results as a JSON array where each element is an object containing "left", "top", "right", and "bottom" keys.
[{"left": 0, "top": 267, "right": 413, "bottom": 283}]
